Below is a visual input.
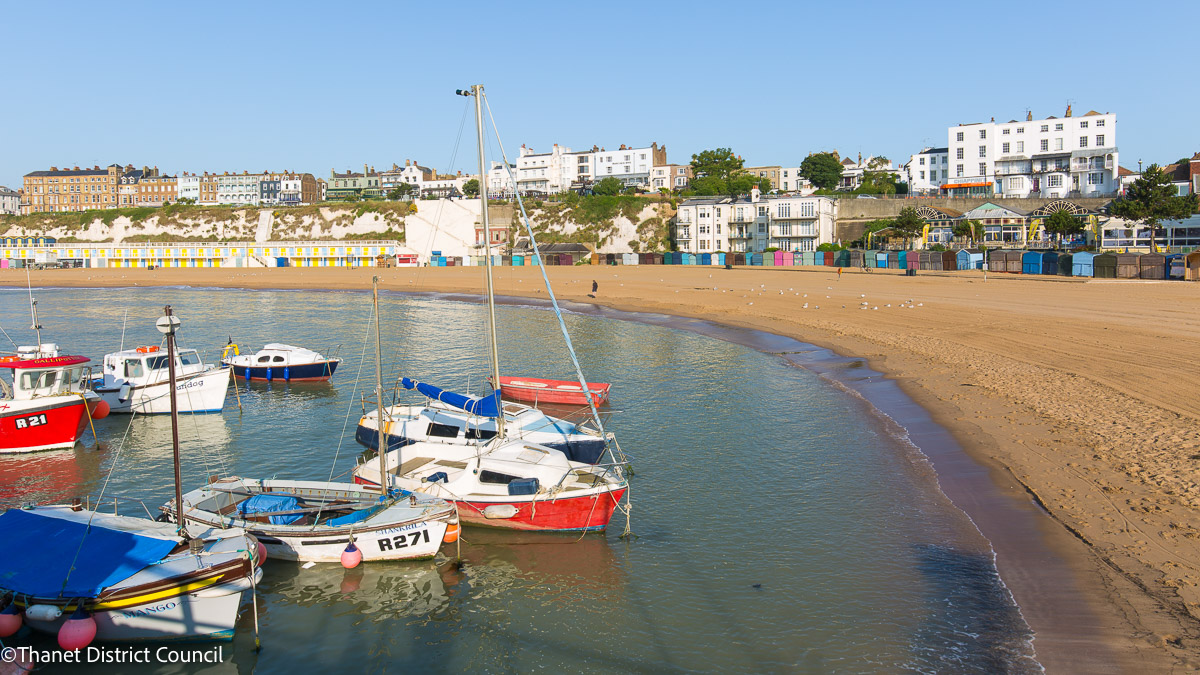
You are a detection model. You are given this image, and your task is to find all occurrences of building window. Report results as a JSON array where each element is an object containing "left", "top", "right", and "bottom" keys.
[
  {"left": 1055, "top": 123, "right": 1063, "bottom": 131},
  {"left": 1079, "top": 136, "right": 1088, "bottom": 148},
  {"left": 956, "top": 164, "right": 964, "bottom": 177},
  {"left": 1017, "top": 127, "right": 1025, "bottom": 134},
  {"left": 1080, "top": 121, "right": 1088, "bottom": 129},
  {"left": 956, "top": 148, "right": 964, "bottom": 160},
  {"left": 919, "top": 157, "right": 925, "bottom": 165},
  {"left": 1002, "top": 128, "right": 1010, "bottom": 135},
  {"left": 979, "top": 163, "right": 987, "bottom": 175},
  {"left": 1002, "top": 142, "right": 1010, "bottom": 153},
  {"left": 1016, "top": 141, "right": 1024, "bottom": 153},
  {"left": 978, "top": 146, "right": 986, "bottom": 158},
  {"left": 1008, "top": 177, "right": 1023, "bottom": 190},
  {"left": 1096, "top": 119, "right": 1105, "bottom": 127},
  {"left": 1088, "top": 172, "right": 1103, "bottom": 185},
  {"left": 979, "top": 130, "right": 987, "bottom": 139},
  {"left": 758, "top": 223, "right": 766, "bottom": 233},
  {"left": 1055, "top": 138, "right": 1063, "bottom": 151},
  {"left": 776, "top": 203, "right": 790, "bottom": 218},
  {"left": 920, "top": 171, "right": 925, "bottom": 179},
  {"left": 956, "top": 131, "right": 964, "bottom": 141},
  {"left": 1096, "top": 134, "right": 1105, "bottom": 146},
  {"left": 778, "top": 223, "right": 791, "bottom": 236},
  {"left": 758, "top": 206, "right": 767, "bottom": 216},
  {"left": 1048, "top": 175, "right": 1063, "bottom": 188}
]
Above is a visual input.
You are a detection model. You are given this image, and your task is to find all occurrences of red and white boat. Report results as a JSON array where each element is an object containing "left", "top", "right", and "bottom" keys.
[
  {"left": 0, "top": 353, "right": 106, "bottom": 454},
  {"left": 495, "top": 376, "right": 611, "bottom": 406}
]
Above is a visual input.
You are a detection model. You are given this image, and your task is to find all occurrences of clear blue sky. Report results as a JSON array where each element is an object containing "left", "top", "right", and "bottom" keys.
[{"left": 3, "top": 1, "right": 1197, "bottom": 190}]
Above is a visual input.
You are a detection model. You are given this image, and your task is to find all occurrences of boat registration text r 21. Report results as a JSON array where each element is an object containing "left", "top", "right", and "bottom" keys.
[{"left": 14, "top": 414, "right": 48, "bottom": 430}]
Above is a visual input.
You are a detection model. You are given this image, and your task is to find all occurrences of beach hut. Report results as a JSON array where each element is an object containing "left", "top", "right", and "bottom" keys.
[
  {"left": 1071, "top": 252, "right": 1094, "bottom": 277},
  {"left": 1093, "top": 252, "right": 1117, "bottom": 278},
  {"left": 733, "top": 252, "right": 746, "bottom": 265},
  {"left": 940, "top": 251, "right": 957, "bottom": 271},
  {"left": 781, "top": 251, "right": 793, "bottom": 266},
  {"left": 1116, "top": 253, "right": 1141, "bottom": 279},
  {"left": 699, "top": 253, "right": 711, "bottom": 266},
  {"left": 987, "top": 249, "right": 1006, "bottom": 272},
  {"left": 1186, "top": 252, "right": 1200, "bottom": 280},
  {"left": 772, "top": 250, "right": 783, "bottom": 266},
  {"left": 716, "top": 253, "right": 726, "bottom": 266},
  {"left": 873, "top": 251, "right": 887, "bottom": 269},
  {"left": 955, "top": 249, "right": 981, "bottom": 270},
  {"left": 1005, "top": 251, "right": 1023, "bottom": 274},
  {"left": 893, "top": 251, "right": 905, "bottom": 269},
  {"left": 652, "top": 253, "right": 664, "bottom": 265},
  {"left": 834, "top": 250, "right": 850, "bottom": 267},
  {"left": 1021, "top": 251, "right": 1043, "bottom": 274},
  {"left": 795, "top": 251, "right": 810, "bottom": 266},
  {"left": 1168, "top": 254, "right": 1183, "bottom": 279},
  {"left": 1041, "top": 251, "right": 1059, "bottom": 275},
  {"left": 1139, "top": 253, "right": 1166, "bottom": 280},
  {"left": 849, "top": 250, "right": 864, "bottom": 268},
  {"left": 1057, "top": 252, "right": 1074, "bottom": 276},
  {"left": 763, "top": 251, "right": 775, "bottom": 267},
  {"left": 750, "top": 253, "right": 763, "bottom": 266}
]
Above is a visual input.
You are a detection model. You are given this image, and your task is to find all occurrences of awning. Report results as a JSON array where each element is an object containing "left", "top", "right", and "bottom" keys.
[{"left": 940, "top": 182, "right": 991, "bottom": 190}]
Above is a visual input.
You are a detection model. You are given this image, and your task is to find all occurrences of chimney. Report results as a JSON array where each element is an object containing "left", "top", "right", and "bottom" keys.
[
  {"left": 364, "top": 163, "right": 369, "bottom": 177},
  {"left": 1065, "top": 104, "right": 1072, "bottom": 117},
  {"left": 74, "top": 166, "right": 80, "bottom": 171},
  {"left": 1026, "top": 110, "right": 1033, "bottom": 122},
  {"left": 50, "top": 166, "right": 57, "bottom": 171},
  {"left": 751, "top": 186, "right": 760, "bottom": 203}
]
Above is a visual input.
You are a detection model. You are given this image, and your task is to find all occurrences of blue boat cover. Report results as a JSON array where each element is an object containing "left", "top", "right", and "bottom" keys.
[
  {"left": 401, "top": 377, "right": 500, "bottom": 417},
  {"left": 238, "top": 494, "right": 301, "bottom": 525},
  {"left": 0, "top": 509, "right": 179, "bottom": 598}
]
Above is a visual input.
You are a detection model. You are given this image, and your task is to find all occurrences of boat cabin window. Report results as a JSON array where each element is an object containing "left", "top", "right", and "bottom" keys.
[
  {"left": 124, "top": 359, "right": 145, "bottom": 378},
  {"left": 479, "top": 470, "right": 519, "bottom": 485},
  {"left": 272, "top": 356, "right": 285, "bottom": 363},
  {"left": 147, "top": 355, "right": 169, "bottom": 371},
  {"left": 257, "top": 355, "right": 271, "bottom": 363},
  {"left": 20, "top": 369, "right": 58, "bottom": 393},
  {"left": 465, "top": 428, "right": 498, "bottom": 441},
  {"left": 179, "top": 351, "right": 200, "bottom": 366},
  {"left": 427, "top": 422, "right": 461, "bottom": 438}
]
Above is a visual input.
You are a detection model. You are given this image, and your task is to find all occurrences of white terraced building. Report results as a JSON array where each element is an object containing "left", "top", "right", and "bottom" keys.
[
  {"left": 675, "top": 190, "right": 836, "bottom": 254},
  {"left": 903, "top": 148, "right": 949, "bottom": 194},
  {"left": 946, "top": 106, "right": 1118, "bottom": 198}
]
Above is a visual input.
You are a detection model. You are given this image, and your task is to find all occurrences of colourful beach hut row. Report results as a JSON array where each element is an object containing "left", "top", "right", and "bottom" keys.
[{"left": 980, "top": 250, "right": 1194, "bottom": 279}]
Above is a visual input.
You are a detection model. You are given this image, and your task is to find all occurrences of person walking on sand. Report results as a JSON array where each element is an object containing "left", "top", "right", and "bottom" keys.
[
  {"left": 589, "top": 279, "right": 597, "bottom": 298},
  {"left": 837, "top": 267, "right": 842, "bottom": 281}
]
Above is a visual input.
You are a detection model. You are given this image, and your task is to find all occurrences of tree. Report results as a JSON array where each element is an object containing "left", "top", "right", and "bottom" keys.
[
  {"left": 690, "top": 148, "right": 744, "bottom": 182},
  {"left": 859, "top": 157, "right": 899, "bottom": 194},
  {"left": 861, "top": 218, "right": 894, "bottom": 248},
  {"left": 387, "top": 183, "right": 416, "bottom": 200},
  {"left": 462, "top": 179, "right": 480, "bottom": 197},
  {"left": 891, "top": 206, "right": 925, "bottom": 248},
  {"left": 953, "top": 218, "right": 983, "bottom": 244},
  {"left": 1043, "top": 210, "right": 1084, "bottom": 244},
  {"left": 757, "top": 177, "right": 772, "bottom": 192},
  {"left": 1109, "top": 164, "right": 1198, "bottom": 251},
  {"left": 689, "top": 175, "right": 727, "bottom": 196},
  {"left": 727, "top": 173, "right": 757, "bottom": 197},
  {"left": 591, "top": 177, "right": 625, "bottom": 196},
  {"left": 800, "top": 152, "right": 844, "bottom": 190}
]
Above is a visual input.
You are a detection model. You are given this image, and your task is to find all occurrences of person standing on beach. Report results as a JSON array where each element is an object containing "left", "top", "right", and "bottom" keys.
[
  {"left": 589, "top": 279, "right": 598, "bottom": 298},
  {"left": 837, "top": 267, "right": 842, "bottom": 281}
]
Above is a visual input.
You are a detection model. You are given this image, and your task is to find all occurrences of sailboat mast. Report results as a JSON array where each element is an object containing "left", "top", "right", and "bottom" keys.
[
  {"left": 160, "top": 305, "right": 186, "bottom": 539},
  {"left": 473, "top": 84, "right": 504, "bottom": 437},
  {"left": 373, "top": 277, "right": 389, "bottom": 494},
  {"left": 26, "top": 270, "right": 42, "bottom": 354}
]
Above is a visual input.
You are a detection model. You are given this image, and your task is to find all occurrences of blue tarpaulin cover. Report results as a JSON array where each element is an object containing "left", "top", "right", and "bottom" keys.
[
  {"left": 401, "top": 377, "right": 500, "bottom": 417},
  {"left": 0, "top": 509, "right": 178, "bottom": 598},
  {"left": 238, "top": 494, "right": 301, "bottom": 525}
]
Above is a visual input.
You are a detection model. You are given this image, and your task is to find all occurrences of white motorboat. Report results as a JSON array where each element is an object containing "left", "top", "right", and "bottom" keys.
[
  {"left": 356, "top": 394, "right": 609, "bottom": 464},
  {"left": 221, "top": 343, "right": 341, "bottom": 382},
  {"left": 94, "top": 344, "right": 230, "bottom": 414},
  {"left": 0, "top": 506, "right": 261, "bottom": 643},
  {"left": 176, "top": 477, "right": 457, "bottom": 563}
]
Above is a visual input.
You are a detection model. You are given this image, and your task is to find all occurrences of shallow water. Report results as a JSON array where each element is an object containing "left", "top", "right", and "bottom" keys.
[{"left": 0, "top": 287, "right": 1039, "bottom": 673}]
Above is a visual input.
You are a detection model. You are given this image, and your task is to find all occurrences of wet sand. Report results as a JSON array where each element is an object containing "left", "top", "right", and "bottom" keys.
[{"left": 5, "top": 265, "right": 1200, "bottom": 672}]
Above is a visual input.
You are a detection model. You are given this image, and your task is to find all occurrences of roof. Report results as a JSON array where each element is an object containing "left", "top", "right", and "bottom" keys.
[
  {"left": 961, "top": 202, "right": 1029, "bottom": 218},
  {"left": 1161, "top": 163, "right": 1189, "bottom": 181},
  {"left": 1083, "top": 110, "right": 1102, "bottom": 116},
  {"left": 24, "top": 168, "right": 109, "bottom": 177},
  {"left": 1118, "top": 166, "right": 1136, "bottom": 177},
  {"left": 0, "top": 186, "right": 18, "bottom": 197}
]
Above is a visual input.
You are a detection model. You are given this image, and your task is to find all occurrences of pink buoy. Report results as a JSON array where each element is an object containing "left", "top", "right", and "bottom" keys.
[
  {"left": 0, "top": 603, "right": 22, "bottom": 637},
  {"left": 91, "top": 400, "right": 110, "bottom": 419},
  {"left": 58, "top": 607, "right": 97, "bottom": 650},
  {"left": 255, "top": 540, "right": 268, "bottom": 568},
  {"left": 340, "top": 542, "right": 362, "bottom": 569}
]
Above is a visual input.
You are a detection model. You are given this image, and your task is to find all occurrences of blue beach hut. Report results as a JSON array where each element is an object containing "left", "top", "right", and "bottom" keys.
[
  {"left": 1021, "top": 251, "right": 1043, "bottom": 274},
  {"left": 896, "top": 251, "right": 908, "bottom": 269},
  {"left": 1071, "top": 252, "right": 1095, "bottom": 277},
  {"left": 955, "top": 249, "right": 981, "bottom": 270},
  {"left": 700, "top": 253, "right": 711, "bottom": 266},
  {"left": 750, "top": 253, "right": 763, "bottom": 266},
  {"left": 1040, "top": 251, "right": 1059, "bottom": 275},
  {"left": 875, "top": 251, "right": 889, "bottom": 268}
]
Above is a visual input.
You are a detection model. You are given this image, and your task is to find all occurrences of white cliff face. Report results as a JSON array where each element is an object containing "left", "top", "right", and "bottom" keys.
[{"left": 3, "top": 199, "right": 672, "bottom": 253}]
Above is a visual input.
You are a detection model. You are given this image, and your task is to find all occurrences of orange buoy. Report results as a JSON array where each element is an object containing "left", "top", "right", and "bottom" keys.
[
  {"left": 442, "top": 522, "right": 461, "bottom": 544},
  {"left": 90, "top": 399, "right": 110, "bottom": 420}
]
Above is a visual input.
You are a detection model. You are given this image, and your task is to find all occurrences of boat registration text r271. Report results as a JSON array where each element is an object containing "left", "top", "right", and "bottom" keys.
[
  {"left": 378, "top": 528, "right": 430, "bottom": 551},
  {"left": 14, "top": 414, "right": 48, "bottom": 429}
]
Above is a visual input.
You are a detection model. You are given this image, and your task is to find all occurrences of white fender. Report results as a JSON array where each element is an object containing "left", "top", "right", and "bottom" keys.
[
  {"left": 482, "top": 504, "right": 519, "bottom": 519},
  {"left": 25, "top": 604, "right": 62, "bottom": 622}
]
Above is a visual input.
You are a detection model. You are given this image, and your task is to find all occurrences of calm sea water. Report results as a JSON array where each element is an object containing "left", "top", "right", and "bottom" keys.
[{"left": 0, "top": 287, "right": 1039, "bottom": 674}]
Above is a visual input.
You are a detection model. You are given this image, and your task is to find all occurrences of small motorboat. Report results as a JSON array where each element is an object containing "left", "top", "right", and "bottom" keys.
[
  {"left": 222, "top": 343, "right": 340, "bottom": 382},
  {"left": 93, "top": 344, "right": 230, "bottom": 415},
  {"left": 1, "top": 350, "right": 108, "bottom": 454},
  {"left": 495, "top": 376, "right": 610, "bottom": 406}
]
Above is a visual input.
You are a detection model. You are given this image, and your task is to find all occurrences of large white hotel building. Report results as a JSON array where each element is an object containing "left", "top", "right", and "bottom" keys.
[{"left": 945, "top": 106, "right": 1118, "bottom": 199}]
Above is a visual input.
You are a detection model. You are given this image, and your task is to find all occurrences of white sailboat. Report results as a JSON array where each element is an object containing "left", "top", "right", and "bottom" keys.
[
  {"left": 352, "top": 85, "right": 630, "bottom": 533},
  {"left": 0, "top": 306, "right": 262, "bottom": 646},
  {"left": 174, "top": 279, "right": 460, "bottom": 563}
]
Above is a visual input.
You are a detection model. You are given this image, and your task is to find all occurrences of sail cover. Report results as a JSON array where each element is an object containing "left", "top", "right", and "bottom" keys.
[
  {"left": 401, "top": 377, "right": 501, "bottom": 417},
  {"left": 0, "top": 509, "right": 179, "bottom": 598}
]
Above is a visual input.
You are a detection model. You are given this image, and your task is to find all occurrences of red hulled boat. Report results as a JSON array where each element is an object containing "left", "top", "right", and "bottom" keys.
[
  {"left": 495, "top": 376, "right": 611, "bottom": 406},
  {"left": 0, "top": 355, "right": 106, "bottom": 454}
]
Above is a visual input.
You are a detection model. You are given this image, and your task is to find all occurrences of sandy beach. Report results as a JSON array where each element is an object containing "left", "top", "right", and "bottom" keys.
[{"left": 4, "top": 264, "right": 1199, "bottom": 671}]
